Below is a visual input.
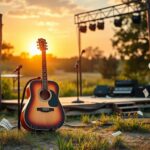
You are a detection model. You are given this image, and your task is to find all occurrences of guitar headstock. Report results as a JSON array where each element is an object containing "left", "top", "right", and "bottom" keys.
[{"left": 37, "top": 38, "right": 48, "bottom": 51}]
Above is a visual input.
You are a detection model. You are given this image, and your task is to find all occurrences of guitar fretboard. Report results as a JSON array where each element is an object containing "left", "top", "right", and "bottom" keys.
[{"left": 42, "top": 50, "right": 48, "bottom": 90}]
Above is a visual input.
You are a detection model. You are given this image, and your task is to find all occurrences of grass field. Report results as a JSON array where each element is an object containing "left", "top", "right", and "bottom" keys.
[
  {"left": 0, "top": 112, "right": 150, "bottom": 150},
  {"left": 3, "top": 72, "right": 114, "bottom": 99},
  {"left": 1, "top": 72, "right": 150, "bottom": 149}
]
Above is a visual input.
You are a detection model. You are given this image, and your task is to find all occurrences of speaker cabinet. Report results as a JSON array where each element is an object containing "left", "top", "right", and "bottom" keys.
[{"left": 93, "top": 85, "right": 110, "bottom": 97}]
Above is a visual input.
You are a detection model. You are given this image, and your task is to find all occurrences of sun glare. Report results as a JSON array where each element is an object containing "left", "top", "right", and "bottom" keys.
[
  {"left": 29, "top": 42, "right": 41, "bottom": 57},
  {"left": 28, "top": 40, "right": 52, "bottom": 57}
]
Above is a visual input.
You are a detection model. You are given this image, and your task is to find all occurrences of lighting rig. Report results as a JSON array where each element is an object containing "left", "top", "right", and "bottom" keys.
[
  {"left": 75, "top": 0, "right": 147, "bottom": 32},
  {"left": 74, "top": 0, "right": 150, "bottom": 96}
]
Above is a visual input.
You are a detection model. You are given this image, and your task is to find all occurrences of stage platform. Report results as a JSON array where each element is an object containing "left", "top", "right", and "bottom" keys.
[{"left": 1, "top": 96, "right": 150, "bottom": 116}]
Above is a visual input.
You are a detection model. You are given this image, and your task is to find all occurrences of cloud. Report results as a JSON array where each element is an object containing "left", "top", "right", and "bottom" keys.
[
  {"left": 108, "top": 0, "right": 122, "bottom": 5},
  {"left": 0, "top": 0, "right": 12, "bottom": 3},
  {"left": 37, "top": 21, "right": 59, "bottom": 27},
  {"left": 26, "top": 0, "right": 83, "bottom": 16},
  {"left": 1, "top": 0, "right": 83, "bottom": 20},
  {"left": 26, "top": 0, "right": 77, "bottom": 11},
  {"left": 8, "top": 9, "right": 39, "bottom": 19}
]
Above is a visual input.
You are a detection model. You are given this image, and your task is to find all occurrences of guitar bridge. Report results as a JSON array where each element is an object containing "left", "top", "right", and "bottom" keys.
[{"left": 37, "top": 107, "right": 54, "bottom": 112}]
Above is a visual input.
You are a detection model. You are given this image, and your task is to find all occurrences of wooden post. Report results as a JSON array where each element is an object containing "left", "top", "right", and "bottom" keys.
[{"left": 0, "top": 14, "right": 2, "bottom": 107}]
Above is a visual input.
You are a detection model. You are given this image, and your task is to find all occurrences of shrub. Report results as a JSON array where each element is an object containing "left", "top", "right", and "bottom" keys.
[
  {"left": 81, "top": 115, "right": 90, "bottom": 124},
  {"left": 1, "top": 79, "right": 16, "bottom": 99}
]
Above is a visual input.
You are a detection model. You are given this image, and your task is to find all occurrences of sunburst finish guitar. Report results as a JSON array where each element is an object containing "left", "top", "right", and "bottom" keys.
[{"left": 20, "top": 38, "right": 65, "bottom": 131}]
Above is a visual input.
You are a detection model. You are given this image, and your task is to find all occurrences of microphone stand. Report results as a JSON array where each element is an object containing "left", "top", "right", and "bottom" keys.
[
  {"left": 14, "top": 65, "right": 22, "bottom": 130},
  {"left": 72, "top": 60, "right": 84, "bottom": 103}
]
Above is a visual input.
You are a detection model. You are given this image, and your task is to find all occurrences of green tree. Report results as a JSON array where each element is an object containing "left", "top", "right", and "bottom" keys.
[
  {"left": 1, "top": 42, "right": 14, "bottom": 59},
  {"left": 99, "top": 55, "right": 119, "bottom": 79},
  {"left": 111, "top": 9, "right": 150, "bottom": 82},
  {"left": 84, "top": 46, "right": 103, "bottom": 72}
]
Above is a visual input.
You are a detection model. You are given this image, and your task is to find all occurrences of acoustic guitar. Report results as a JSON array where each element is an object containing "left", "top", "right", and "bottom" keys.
[{"left": 20, "top": 38, "right": 65, "bottom": 131}]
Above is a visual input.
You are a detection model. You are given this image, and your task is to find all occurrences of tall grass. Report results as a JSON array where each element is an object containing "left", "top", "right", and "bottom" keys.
[
  {"left": 57, "top": 128, "right": 131, "bottom": 150},
  {"left": 58, "top": 129, "right": 111, "bottom": 150},
  {"left": 81, "top": 115, "right": 90, "bottom": 124},
  {"left": 98, "top": 114, "right": 150, "bottom": 133},
  {"left": 113, "top": 116, "right": 150, "bottom": 132},
  {"left": 112, "top": 136, "right": 129, "bottom": 150},
  {"left": 80, "top": 114, "right": 150, "bottom": 133},
  {"left": 57, "top": 136, "right": 74, "bottom": 150},
  {"left": 0, "top": 131, "right": 31, "bottom": 146},
  {"left": 58, "top": 81, "right": 76, "bottom": 97},
  {"left": 2, "top": 72, "right": 114, "bottom": 99},
  {"left": 1, "top": 78, "right": 17, "bottom": 99},
  {"left": 0, "top": 130, "right": 59, "bottom": 149}
]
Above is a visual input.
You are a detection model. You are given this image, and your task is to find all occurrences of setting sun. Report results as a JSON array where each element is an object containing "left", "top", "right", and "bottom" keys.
[
  {"left": 28, "top": 40, "right": 52, "bottom": 57},
  {"left": 28, "top": 42, "right": 41, "bottom": 56}
]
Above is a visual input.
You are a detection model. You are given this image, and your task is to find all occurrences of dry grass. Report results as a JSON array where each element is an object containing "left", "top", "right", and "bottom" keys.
[
  {"left": 80, "top": 114, "right": 150, "bottom": 133},
  {"left": 58, "top": 128, "right": 111, "bottom": 150},
  {"left": 0, "top": 131, "right": 31, "bottom": 147},
  {"left": 80, "top": 115, "right": 90, "bottom": 124},
  {"left": 0, "top": 116, "right": 149, "bottom": 150},
  {"left": 112, "top": 116, "right": 150, "bottom": 133}
]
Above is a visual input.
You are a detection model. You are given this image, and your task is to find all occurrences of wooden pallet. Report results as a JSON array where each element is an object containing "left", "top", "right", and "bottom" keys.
[{"left": 113, "top": 101, "right": 139, "bottom": 117}]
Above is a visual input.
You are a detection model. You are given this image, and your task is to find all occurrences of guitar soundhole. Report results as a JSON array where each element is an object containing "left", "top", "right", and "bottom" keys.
[{"left": 40, "top": 89, "right": 50, "bottom": 100}]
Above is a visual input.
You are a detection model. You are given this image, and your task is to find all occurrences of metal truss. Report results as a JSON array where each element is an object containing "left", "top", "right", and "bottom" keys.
[{"left": 74, "top": 0, "right": 147, "bottom": 24}]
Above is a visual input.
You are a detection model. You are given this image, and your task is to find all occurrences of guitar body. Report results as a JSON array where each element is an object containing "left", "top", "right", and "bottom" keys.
[{"left": 20, "top": 80, "right": 65, "bottom": 131}]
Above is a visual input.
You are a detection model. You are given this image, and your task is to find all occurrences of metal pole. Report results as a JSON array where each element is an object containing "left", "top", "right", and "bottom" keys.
[
  {"left": 79, "top": 55, "right": 82, "bottom": 96},
  {"left": 79, "top": 50, "right": 85, "bottom": 97},
  {"left": 147, "top": 0, "right": 150, "bottom": 52},
  {"left": 14, "top": 65, "right": 22, "bottom": 130},
  {"left": 0, "top": 14, "right": 2, "bottom": 107},
  {"left": 72, "top": 61, "right": 84, "bottom": 103},
  {"left": 76, "top": 62, "right": 79, "bottom": 101},
  {"left": 18, "top": 69, "right": 20, "bottom": 130},
  {"left": 78, "top": 24, "right": 82, "bottom": 96}
]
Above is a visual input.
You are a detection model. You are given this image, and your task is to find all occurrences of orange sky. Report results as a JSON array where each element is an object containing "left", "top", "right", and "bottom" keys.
[{"left": 0, "top": 0, "right": 121, "bottom": 58}]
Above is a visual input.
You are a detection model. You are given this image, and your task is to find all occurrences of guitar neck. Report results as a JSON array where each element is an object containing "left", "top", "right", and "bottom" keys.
[{"left": 42, "top": 50, "right": 48, "bottom": 90}]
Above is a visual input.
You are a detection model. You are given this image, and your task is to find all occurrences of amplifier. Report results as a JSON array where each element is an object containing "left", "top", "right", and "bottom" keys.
[
  {"left": 134, "top": 85, "right": 150, "bottom": 97},
  {"left": 115, "top": 80, "right": 138, "bottom": 87},
  {"left": 134, "top": 86, "right": 145, "bottom": 97},
  {"left": 93, "top": 85, "right": 110, "bottom": 97},
  {"left": 113, "top": 80, "right": 138, "bottom": 97},
  {"left": 113, "top": 87, "right": 133, "bottom": 97}
]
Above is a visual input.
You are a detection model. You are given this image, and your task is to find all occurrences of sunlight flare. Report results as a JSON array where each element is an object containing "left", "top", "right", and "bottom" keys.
[{"left": 28, "top": 42, "right": 41, "bottom": 56}]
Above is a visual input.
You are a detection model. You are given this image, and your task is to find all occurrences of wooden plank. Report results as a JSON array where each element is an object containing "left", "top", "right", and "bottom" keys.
[
  {"left": 2, "top": 96, "right": 150, "bottom": 105},
  {"left": 114, "top": 101, "right": 135, "bottom": 105},
  {"left": 137, "top": 104, "right": 150, "bottom": 108},
  {"left": 121, "top": 111, "right": 138, "bottom": 114},
  {"left": 65, "top": 108, "right": 112, "bottom": 116},
  {"left": 118, "top": 105, "right": 139, "bottom": 109},
  {"left": 1, "top": 96, "right": 150, "bottom": 113}
]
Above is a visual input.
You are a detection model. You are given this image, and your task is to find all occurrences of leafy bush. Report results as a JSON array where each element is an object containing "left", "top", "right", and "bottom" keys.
[{"left": 1, "top": 79, "right": 17, "bottom": 99}]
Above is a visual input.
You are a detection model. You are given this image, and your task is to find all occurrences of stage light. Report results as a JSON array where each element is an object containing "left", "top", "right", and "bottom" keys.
[
  {"left": 132, "top": 13, "right": 141, "bottom": 24},
  {"left": 114, "top": 17, "right": 122, "bottom": 27},
  {"left": 97, "top": 20, "right": 104, "bottom": 30},
  {"left": 89, "top": 23, "right": 96, "bottom": 31},
  {"left": 79, "top": 25, "right": 87, "bottom": 33}
]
